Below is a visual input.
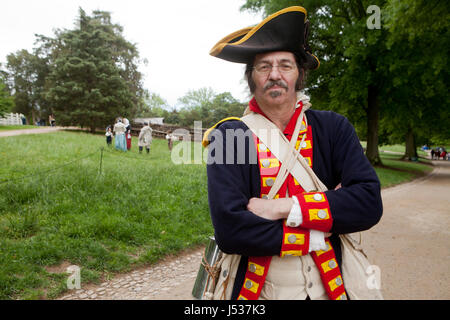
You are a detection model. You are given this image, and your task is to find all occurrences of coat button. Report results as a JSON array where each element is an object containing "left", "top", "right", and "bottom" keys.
[
  {"left": 313, "top": 193, "right": 323, "bottom": 201},
  {"left": 261, "top": 159, "right": 270, "bottom": 168},
  {"left": 301, "top": 141, "right": 307, "bottom": 149},
  {"left": 328, "top": 260, "right": 336, "bottom": 269},
  {"left": 245, "top": 280, "right": 253, "bottom": 289},
  {"left": 308, "top": 282, "right": 313, "bottom": 288},
  {"left": 335, "top": 277, "right": 342, "bottom": 286},
  {"left": 318, "top": 210, "right": 327, "bottom": 219},
  {"left": 222, "top": 269, "right": 228, "bottom": 278},
  {"left": 249, "top": 264, "right": 256, "bottom": 273},
  {"left": 266, "top": 178, "right": 274, "bottom": 186},
  {"left": 288, "top": 234, "right": 297, "bottom": 244}
]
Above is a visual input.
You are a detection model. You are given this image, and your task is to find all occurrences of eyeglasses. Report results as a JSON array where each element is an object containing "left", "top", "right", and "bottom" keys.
[{"left": 253, "top": 62, "right": 297, "bottom": 74}]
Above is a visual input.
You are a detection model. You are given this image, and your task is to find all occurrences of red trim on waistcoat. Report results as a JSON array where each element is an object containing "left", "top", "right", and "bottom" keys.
[{"left": 311, "top": 239, "right": 347, "bottom": 300}]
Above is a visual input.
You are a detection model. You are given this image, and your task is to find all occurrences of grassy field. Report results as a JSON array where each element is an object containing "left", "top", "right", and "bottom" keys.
[
  {"left": 0, "top": 131, "right": 211, "bottom": 299},
  {"left": 0, "top": 131, "right": 433, "bottom": 299}
]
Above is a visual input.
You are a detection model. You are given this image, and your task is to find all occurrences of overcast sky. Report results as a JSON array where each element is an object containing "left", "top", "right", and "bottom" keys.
[{"left": 0, "top": 0, "right": 263, "bottom": 106}]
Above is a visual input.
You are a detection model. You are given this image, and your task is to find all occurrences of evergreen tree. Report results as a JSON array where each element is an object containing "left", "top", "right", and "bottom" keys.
[{"left": 43, "top": 8, "right": 144, "bottom": 132}]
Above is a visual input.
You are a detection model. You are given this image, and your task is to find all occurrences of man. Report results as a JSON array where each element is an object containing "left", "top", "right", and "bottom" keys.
[
  {"left": 204, "top": 6, "right": 382, "bottom": 300},
  {"left": 138, "top": 121, "right": 153, "bottom": 154}
]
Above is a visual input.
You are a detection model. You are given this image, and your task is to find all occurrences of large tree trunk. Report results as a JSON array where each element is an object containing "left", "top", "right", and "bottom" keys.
[
  {"left": 365, "top": 84, "right": 382, "bottom": 166},
  {"left": 31, "top": 108, "right": 37, "bottom": 125},
  {"left": 403, "top": 128, "right": 418, "bottom": 160}
]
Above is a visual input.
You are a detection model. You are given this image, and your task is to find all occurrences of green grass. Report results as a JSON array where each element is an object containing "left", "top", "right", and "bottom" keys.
[
  {"left": 375, "top": 153, "right": 433, "bottom": 188},
  {"left": 0, "top": 132, "right": 211, "bottom": 299},
  {"left": 0, "top": 132, "right": 434, "bottom": 299}
]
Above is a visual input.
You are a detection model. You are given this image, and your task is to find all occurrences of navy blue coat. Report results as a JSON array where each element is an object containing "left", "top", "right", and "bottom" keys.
[{"left": 206, "top": 109, "right": 383, "bottom": 299}]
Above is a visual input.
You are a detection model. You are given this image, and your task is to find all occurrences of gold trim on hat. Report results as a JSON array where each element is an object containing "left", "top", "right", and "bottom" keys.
[{"left": 210, "top": 6, "right": 308, "bottom": 57}]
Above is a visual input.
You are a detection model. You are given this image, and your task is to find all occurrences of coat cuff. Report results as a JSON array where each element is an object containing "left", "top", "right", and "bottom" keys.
[
  {"left": 296, "top": 191, "right": 333, "bottom": 232},
  {"left": 280, "top": 221, "right": 310, "bottom": 257}
]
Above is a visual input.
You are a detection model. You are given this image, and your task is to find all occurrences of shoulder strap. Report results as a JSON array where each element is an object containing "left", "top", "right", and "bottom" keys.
[{"left": 241, "top": 112, "right": 327, "bottom": 195}]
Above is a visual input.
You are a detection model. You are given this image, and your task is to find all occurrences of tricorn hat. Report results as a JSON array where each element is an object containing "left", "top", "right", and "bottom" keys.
[{"left": 210, "top": 6, "right": 319, "bottom": 70}]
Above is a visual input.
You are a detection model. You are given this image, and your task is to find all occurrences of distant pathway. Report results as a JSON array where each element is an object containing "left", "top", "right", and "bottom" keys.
[{"left": 0, "top": 126, "right": 75, "bottom": 137}]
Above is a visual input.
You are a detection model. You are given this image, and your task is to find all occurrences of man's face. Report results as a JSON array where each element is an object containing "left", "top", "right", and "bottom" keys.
[{"left": 251, "top": 51, "right": 299, "bottom": 106}]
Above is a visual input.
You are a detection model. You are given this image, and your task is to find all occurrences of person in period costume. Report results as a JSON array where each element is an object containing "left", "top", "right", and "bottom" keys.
[
  {"left": 105, "top": 125, "right": 113, "bottom": 147},
  {"left": 165, "top": 130, "right": 177, "bottom": 151},
  {"left": 138, "top": 121, "right": 153, "bottom": 154},
  {"left": 203, "top": 6, "right": 382, "bottom": 300},
  {"left": 123, "top": 118, "right": 132, "bottom": 150},
  {"left": 113, "top": 118, "right": 127, "bottom": 152}
]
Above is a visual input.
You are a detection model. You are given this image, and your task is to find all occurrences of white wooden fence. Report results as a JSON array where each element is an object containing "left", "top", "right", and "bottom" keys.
[{"left": 0, "top": 113, "right": 25, "bottom": 125}]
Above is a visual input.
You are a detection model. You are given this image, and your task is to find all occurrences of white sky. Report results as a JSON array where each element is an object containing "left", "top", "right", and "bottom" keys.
[{"left": 0, "top": 0, "right": 263, "bottom": 107}]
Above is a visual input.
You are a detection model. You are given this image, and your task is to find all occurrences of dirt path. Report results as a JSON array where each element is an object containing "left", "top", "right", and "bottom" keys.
[
  {"left": 56, "top": 160, "right": 450, "bottom": 300},
  {"left": 0, "top": 126, "right": 65, "bottom": 137},
  {"left": 363, "top": 160, "right": 450, "bottom": 299}
]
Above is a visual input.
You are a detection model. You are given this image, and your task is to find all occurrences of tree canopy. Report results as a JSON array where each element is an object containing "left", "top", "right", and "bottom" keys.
[
  {"left": 0, "top": 77, "right": 14, "bottom": 118},
  {"left": 41, "top": 8, "right": 144, "bottom": 132},
  {"left": 241, "top": 0, "right": 449, "bottom": 163},
  {"left": 3, "top": 8, "right": 145, "bottom": 131}
]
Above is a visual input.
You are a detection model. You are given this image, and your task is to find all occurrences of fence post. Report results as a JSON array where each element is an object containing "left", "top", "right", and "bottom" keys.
[{"left": 99, "top": 147, "right": 104, "bottom": 175}]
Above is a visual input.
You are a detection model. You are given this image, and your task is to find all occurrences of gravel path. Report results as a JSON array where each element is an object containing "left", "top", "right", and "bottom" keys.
[{"left": 58, "top": 247, "right": 204, "bottom": 300}]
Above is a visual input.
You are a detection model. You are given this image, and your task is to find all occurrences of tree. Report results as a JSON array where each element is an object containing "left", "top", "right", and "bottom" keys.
[
  {"left": 383, "top": 0, "right": 450, "bottom": 157},
  {"left": 242, "top": 0, "right": 390, "bottom": 165},
  {"left": 0, "top": 78, "right": 14, "bottom": 118},
  {"left": 176, "top": 88, "right": 246, "bottom": 128},
  {"left": 177, "top": 88, "right": 215, "bottom": 127},
  {"left": 5, "top": 49, "right": 49, "bottom": 124},
  {"left": 43, "top": 8, "right": 144, "bottom": 132},
  {"left": 209, "top": 92, "right": 246, "bottom": 125},
  {"left": 140, "top": 91, "right": 171, "bottom": 118}
]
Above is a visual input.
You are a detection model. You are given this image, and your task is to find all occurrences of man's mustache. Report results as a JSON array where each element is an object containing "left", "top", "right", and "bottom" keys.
[{"left": 263, "top": 80, "right": 288, "bottom": 91}]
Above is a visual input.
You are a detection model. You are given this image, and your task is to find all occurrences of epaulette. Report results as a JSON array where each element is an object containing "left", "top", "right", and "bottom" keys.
[{"left": 202, "top": 117, "right": 241, "bottom": 147}]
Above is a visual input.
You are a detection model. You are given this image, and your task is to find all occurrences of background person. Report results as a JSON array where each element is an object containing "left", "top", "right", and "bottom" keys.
[
  {"left": 113, "top": 118, "right": 127, "bottom": 151},
  {"left": 123, "top": 118, "right": 132, "bottom": 150},
  {"left": 138, "top": 121, "right": 153, "bottom": 154}
]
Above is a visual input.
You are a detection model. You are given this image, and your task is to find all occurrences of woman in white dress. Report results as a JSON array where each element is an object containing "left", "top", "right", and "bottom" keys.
[{"left": 113, "top": 118, "right": 127, "bottom": 151}]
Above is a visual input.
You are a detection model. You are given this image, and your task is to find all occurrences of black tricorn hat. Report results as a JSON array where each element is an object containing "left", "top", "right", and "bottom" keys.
[{"left": 210, "top": 6, "right": 319, "bottom": 70}]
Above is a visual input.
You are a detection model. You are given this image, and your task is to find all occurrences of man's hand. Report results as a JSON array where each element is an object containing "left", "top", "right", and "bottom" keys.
[{"left": 247, "top": 197, "right": 293, "bottom": 221}]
